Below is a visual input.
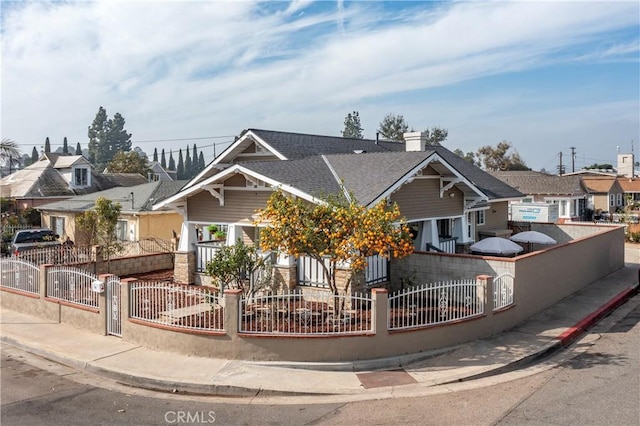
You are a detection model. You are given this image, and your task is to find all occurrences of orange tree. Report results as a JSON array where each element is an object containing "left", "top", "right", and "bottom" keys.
[{"left": 256, "top": 189, "right": 414, "bottom": 297}]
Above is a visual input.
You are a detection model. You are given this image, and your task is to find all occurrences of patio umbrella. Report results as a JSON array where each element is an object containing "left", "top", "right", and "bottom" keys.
[
  {"left": 509, "top": 231, "right": 557, "bottom": 245},
  {"left": 470, "top": 237, "right": 524, "bottom": 256}
]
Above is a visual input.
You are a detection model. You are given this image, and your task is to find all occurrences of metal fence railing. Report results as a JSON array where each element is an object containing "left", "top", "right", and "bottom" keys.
[
  {"left": 12, "top": 245, "right": 93, "bottom": 265},
  {"left": 0, "top": 257, "right": 40, "bottom": 295},
  {"left": 493, "top": 272, "right": 515, "bottom": 311},
  {"left": 239, "top": 289, "right": 372, "bottom": 335},
  {"left": 388, "top": 280, "right": 484, "bottom": 331},
  {"left": 194, "top": 241, "right": 224, "bottom": 272},
  {"left": 365, "top": 254, "right": 389, "bottom": 286},
  {"left": 129, "top": 282, "right": 224, "bottom": 332},
  {"left": 112, "top": 238, "right": 175, "bottom": 258},
  {"left": 46, "top": 266, "right": 99, "bottom": 308}
]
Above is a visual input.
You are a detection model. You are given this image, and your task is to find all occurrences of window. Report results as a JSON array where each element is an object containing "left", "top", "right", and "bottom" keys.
[
  {"left": 476, "top": 210, "right": 486, "bottom": 226},
  {"left": 51, "top": 216, "right": 65, "bottom": 238},
  {"left": 522, "top": 198, "right": 533, "bottom": 203},
  {"left": 610, "top": 194, "right": 615, "bottom": 207},
  {"left": 74, "top": 167, "right": 88, "bottom": 187},
  {"left": 437, "top": 219, "right": 451, "bottom": 238},
  {"left": 115, "top": 220, "right": 128, "bottom": 241},
  {"left": 617, "top": 193, "right": 623, "bottom": 206}
]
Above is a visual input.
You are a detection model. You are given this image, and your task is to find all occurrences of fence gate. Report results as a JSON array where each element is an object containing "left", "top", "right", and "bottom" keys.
[{"left": 106, "top": 276, "right": 122, "bottom": 337}]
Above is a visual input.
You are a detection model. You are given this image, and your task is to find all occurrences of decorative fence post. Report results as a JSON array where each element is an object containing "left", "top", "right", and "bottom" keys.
[
  {"left": 97, "top": 274, "right": 114, "bottom": 335},
  {"left": 39, "top": 264, "right": 52, "bottom": 300},
  {"left": 371, "top": 288, "right": 388, "bottom": 336},
  {"left": 224, "top": 289, "right": 242, "bottom": 339},
  {"left": 119, "top": 278, "right": 137, "bottom": 339},
  {"left": 476, "top": 275, "right": 493, "bottom": 314}
]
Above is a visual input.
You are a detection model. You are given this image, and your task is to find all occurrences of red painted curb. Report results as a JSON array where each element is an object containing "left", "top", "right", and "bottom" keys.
[{"left": 557, "top": 286, "right": 638, "bottom": 346}]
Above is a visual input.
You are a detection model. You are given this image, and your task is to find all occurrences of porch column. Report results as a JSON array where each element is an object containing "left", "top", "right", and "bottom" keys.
[{"left": 178, "top": 222, "right": 197, "bottom": 251}]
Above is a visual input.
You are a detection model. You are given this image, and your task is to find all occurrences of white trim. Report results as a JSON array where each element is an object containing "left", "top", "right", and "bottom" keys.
[{"left": 183, "top": 131, "right": 286, "bottom": 190}]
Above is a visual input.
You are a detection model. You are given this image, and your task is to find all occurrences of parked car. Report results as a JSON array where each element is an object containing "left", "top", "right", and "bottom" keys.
[{"left": 9, "top": 228, "right": 61, "bottom": 254}]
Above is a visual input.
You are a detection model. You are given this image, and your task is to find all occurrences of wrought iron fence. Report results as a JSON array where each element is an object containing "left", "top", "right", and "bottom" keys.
[
  {"left": 493, "top": 272, "right": 515, "bottom": 311},
  {"left": 388, "top": 279, "right": 484, "bottom": 331},
  {"left": 239, "top": 289, "right": 372, "bottom": 335},
  {"left": 129, "top": 282, "right": 224, "bottom": 332},
  {"left": 46, "top": 266, "right": 99, "bottom": 308},
  {"left": 0, "top": 257, "right": 40, "bottom": 295},
  {"left": 12, "top": 245, "right": 93, "bottom": 265},
  {"left": 112, "top": 238, "right": 175, "bottom": 258}
]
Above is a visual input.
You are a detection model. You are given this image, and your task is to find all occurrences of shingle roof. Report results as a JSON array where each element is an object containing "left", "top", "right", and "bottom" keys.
[
  {"left": 243, "top": 147, "right": 523, "bottom": 205},
  {"left": 38, "top": 180, "right": 188, "bottom": 213},
  {"left": 249, "top": 129, "right": 404, "bottom": 159},
  {"left": 617, "top": 177, "right": 640, "bottom": 193},
  {"left": 489, "top": 171, "right": 587, "bottom": 196},
  {"left": 582, "top": 177, "right": 616, "bottom": 193}
]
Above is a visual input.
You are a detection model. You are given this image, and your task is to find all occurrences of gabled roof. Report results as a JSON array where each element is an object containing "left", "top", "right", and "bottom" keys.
[
  {"left": 41, "top": 153, "right": 90, "bottom": 169},
  {"left": 490, "top": 171, "right": 588, "bottom": 196},
  {"left": 155, "top": 139, "right": 524, "bottom": 211},
  {"left": 38, "top": 180, "right": 188, "bottom": 213},
  {"left": 582, "top": 177, "right": 618, "bottom": 194},
  {"left": 185, "top": 128, "right": 406, "bottom": 190},
  {"left": 616, "top": 177, "right": 640, "bottom": 193}
]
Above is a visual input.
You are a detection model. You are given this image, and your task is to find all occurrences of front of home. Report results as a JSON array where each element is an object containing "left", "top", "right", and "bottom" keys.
[{"left": 153, "top": 129, "right": 523, "bottom": 286}]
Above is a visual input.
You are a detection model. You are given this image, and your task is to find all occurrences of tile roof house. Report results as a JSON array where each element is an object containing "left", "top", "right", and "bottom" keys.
[
  {"left": 0, "top": 153, "right": 148, "bottom": 210},
  {"left": 38, "top": 180, "right": 187, "bottom": 245},
  {"left": 490, "top": 171, "right": 590, "bottom": 220},
  {"left": 154, "top": 129, "right": 523, "bottom": 285}
]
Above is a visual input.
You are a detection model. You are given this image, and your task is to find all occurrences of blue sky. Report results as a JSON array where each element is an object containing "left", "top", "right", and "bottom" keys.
[{"left": 1, "top": 0, "right": 638, "bottom": 172}]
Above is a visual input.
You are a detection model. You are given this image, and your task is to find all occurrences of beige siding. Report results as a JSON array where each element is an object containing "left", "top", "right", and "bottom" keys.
[
  {"left": 480, "top": 201, "right": 509, "bottom": 235},
  {"left": 390, "top": 179, "right": 463, "bottom": 220},
  {"left": 188, "top": 189, "right": 272, "bottom": 223}
]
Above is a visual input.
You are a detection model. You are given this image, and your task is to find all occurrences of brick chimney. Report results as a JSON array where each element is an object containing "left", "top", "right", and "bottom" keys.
[{"left": 404, "top": 132, "right": 428, "bottom": 152}]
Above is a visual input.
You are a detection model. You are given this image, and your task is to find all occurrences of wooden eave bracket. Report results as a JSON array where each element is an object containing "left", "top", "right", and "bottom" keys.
[
  {"left": 203, "top": 185, "right": 224, "bottom": 206},
  {"left": 440, "top": 178, "right": 460, "bottom": 198}
]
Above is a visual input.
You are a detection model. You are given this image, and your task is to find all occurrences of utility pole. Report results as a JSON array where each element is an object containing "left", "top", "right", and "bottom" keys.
[
  {"left": 558, "top": 151, "right": 563, "bottom": 176},
  {"left": 570, "top": 147, "right": 576, "bottom": 173}
]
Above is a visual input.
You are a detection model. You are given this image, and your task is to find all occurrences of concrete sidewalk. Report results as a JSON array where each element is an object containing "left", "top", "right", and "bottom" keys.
[{"left": 2, "top": 248, "right": 639, "bottom": 398}]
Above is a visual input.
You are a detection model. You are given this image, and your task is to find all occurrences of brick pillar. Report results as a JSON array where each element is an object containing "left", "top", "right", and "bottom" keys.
[
  {"left": 174, "top": 251, "right": 195, "bottom": 284},
  {"left": 223, "top": 289, "right": 242, "bottom": 340},
  {"left": 476, "top": 274, "right": 493, "bottom": 314},
  {"left": 371, "top": 288, "right": 388, "bottom": 336}
]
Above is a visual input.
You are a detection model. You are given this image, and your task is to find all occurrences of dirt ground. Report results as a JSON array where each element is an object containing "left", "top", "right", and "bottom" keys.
[{"left": 123, "top": 269, "right": 178, "bottom": 283}]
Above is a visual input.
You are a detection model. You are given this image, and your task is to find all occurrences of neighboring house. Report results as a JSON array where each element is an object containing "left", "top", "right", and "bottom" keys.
[
  {"left": 617, "top": 177, "right": 640, "bottom": 204},
  {"left": 38, "top": 180, "right": 187, "bottom": 245},
  {"left": 153, "top": 129, "right": 523, "bottom": 283},
  {"left": 0, "top": 153, "right": 147, "bottom": 210},
  {"left": 149, "top": 161, "right": 177, "bottom": 181},
  {"left": 582, "top": 177, "right": 626, "bottom": 213},
  {"left": 490, "top": 171, "right": 589, "bottom": 221}
]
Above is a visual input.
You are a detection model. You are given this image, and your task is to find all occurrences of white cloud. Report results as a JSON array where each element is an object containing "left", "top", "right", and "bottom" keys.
[{"left": 1, "top": 0, "right": 638, "bottom": 169}]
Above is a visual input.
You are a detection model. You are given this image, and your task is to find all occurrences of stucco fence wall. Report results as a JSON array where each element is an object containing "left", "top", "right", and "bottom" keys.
[{"left": 0, "top": 224, "right": 626, "bottom": 362}]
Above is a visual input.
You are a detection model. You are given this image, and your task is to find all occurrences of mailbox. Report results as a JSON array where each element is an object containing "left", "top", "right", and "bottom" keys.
[{"left": 91, "top": 280, "right": 104, "bottom": 293}]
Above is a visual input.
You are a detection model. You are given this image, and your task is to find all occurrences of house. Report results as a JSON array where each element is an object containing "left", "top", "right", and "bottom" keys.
[
  {"left": 617, "top": 177, "right": 640, "bottom": 205},
  {"left": 0, "top": 153, "right": 147, "bottom": 210},
  {"left": 149, "top": 161, "right": 177, "bottom": 181},
  {"left": 153, "top": 129, "right": 523, "bottom": 285},
  {"left": 38, "top": 180, "right": 187, "bottom": 245},
  {"left": 582, "top": 176, "right": 625, "bottom": 213},
  {"left": 490, "top": 171, "right": 590, "bottom": 221}
]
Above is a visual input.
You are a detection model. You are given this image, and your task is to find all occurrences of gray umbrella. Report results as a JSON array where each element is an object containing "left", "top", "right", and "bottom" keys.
[
  {"left": 470, "top": 237, "right": 524, "bottom": 256},
  {"left": 510, "top": 231, "right": 557, "bottom": 245}
]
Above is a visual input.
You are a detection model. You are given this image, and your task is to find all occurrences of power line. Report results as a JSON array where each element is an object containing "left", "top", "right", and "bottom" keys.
[{"left": 9, "top": 135, "right": 237, "bottom": 147}]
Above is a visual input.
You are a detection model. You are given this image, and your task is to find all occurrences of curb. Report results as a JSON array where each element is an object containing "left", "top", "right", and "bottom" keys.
[{"left": 556, "top": 285, "right": 639, "bottom": 347}]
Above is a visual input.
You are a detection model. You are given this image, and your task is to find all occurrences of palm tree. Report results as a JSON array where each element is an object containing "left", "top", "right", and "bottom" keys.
[{"left": 0, "top": 138, "right": 21, "bottom": 167}]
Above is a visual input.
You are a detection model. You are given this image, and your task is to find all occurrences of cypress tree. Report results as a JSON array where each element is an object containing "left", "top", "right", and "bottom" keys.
[
  {"left": 62, "top": 137, "right": 69, "bottom": 154},
  {"left": 177, "top": 149, "right": 184, "bottom": 179},
  {"left": 44, "top": 137, "right": 51, "bottom": 153},
  {"left": 184, "top": 147, "right": 192, "bottom": 179},
  {"left": 75, "top": 142, "right": 82, "bottom": 155},
  {"left": 198, "top": 152, "right": 205, "bottom": 172},
  {"left": 168, "top": 150, "right": 175, "bottom": 170},
  {"left": 31, "top": 146, "right": 38, "bottom": 164},
  {"left": 160, "top": 149, "right": 167, "bottom": 168},
  {"left": 192, "top": 144, "right": 199, "bottom": 175},
  {"left": 153, "top": 148, "right": 158, "bottom": 162}
]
